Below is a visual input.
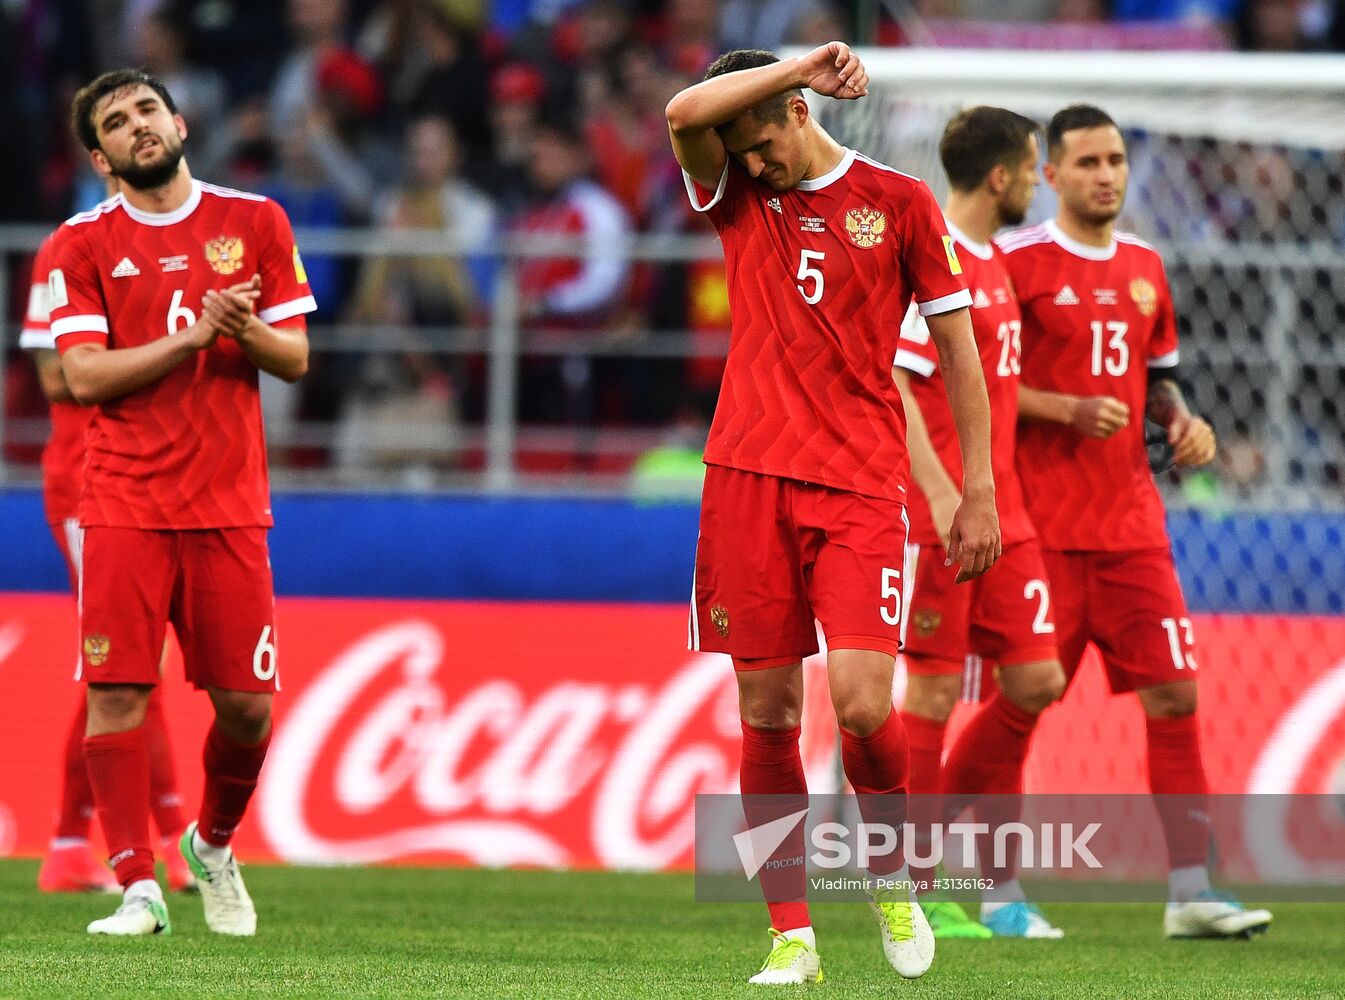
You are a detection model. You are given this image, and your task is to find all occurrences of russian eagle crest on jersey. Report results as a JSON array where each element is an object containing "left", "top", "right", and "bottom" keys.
[
  {"left": 683, "top": 150, "right": 970, "bottom": 501},
  {"left": 47, "top": 180, "right": 316, "bottom": 530},
  {"left": 998, "top": 220, "right": 1179, "bottom": 551}
]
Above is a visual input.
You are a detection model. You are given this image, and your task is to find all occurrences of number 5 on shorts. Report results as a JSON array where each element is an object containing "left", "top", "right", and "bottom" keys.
[
  {"left": 253, "top": 625, "right": 277, "bottom": 681},
  {"left": 881, "top": 567, "right": 902, "bottom": 626}
]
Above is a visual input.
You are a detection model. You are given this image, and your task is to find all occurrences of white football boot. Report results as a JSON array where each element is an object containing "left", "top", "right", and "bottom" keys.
[
  {"left": 869, "top": 884, "right": 935, "bottom": 978},
  {"left": 87, "top": 888, "right": 171, "bottom": 936},
  {"left": 1164, "top": 891, "right": 1272, "bottom": 939},
  {"left": 179, "top": 821, "right": 257, "bottom": 936},
  {"left": 748, "top": 928, "right": 825, "bottom": 985}
]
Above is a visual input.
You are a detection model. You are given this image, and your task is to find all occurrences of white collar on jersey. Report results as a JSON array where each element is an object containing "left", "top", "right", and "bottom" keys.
[
  {"left": 1045, "top": 218, "right": 1117, "bottom": 261},
  {"left": 119, "top": 179, "right": 203, "bottom": 227},
  {"left": 946, "top": 220, "right": 994, "bottom": 260},
  {"left": 796, "top": 148, "right": 856, "bottom": 192}
]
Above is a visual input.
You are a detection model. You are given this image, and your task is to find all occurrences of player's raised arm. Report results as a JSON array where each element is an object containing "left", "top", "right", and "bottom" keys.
[
  {"left": 926, "top": 307, "right": 1001, "bottom": 581},
  {"left": 665, "top": 41, "right": 868, "bottom": 188}
]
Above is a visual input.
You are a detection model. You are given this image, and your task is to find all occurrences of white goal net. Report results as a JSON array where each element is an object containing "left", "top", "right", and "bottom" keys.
[{"left": 801, "top": 48, "right": 1345, "bottom": 519}]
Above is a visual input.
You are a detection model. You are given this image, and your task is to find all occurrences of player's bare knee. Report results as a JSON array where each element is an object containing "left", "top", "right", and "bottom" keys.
[
  {"left": 85, "top": 683, "right": 152, "bottom": 734},
  {"left": 902, "top": 671, "right": 960, "bottom": 722},
  {"left": 1000, "top": 660, "right": 1066, "bottom": 715},
  {"left": 738, "top": 689, "right": 803, "bottom": 731},
  {"left": 1138, "top": 680, "right": 1198, "bottom": 718},
  {"left": 832, "top": 695, "right": 893, "bottom": 738},
  {"left": 208, "top": 689, "right": 273, "bottom": 743}
]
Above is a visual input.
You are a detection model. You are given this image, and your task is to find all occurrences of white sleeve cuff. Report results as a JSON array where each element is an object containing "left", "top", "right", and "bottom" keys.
[
  {"left": 1147, "top": 349, "right": 1180, "bottom": 369},
  {"left": 51, "top": 314, "right": 109, "bottom": 338},
  {"left": 893, "top": 349, "right": 936, "bottom": 377},
  {"left": 19, "top": 327, "right": 56, "bottom": 350},
  {"left": 682, "top": 163, "right": 729, "bottom": 214},
  {"left": 916, "top": 288, "right": 973, "bottom": 317},
  {"left": 259, "top": 295, "right": 318, "bottom": 325}
]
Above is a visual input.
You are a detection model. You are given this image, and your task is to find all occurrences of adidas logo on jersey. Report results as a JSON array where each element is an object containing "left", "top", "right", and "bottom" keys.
[
  {"left": 973, "top": 288, "right": 992, "bottom": 309},
  {"left": 1053, "top": 284, "right": 1080, "bottom": 306},
  {"left": 111, "top": 257, "right": 140, "bottom": 278},
  {"left": 767, "top": 197, "right": 782, "bottom": 214}
]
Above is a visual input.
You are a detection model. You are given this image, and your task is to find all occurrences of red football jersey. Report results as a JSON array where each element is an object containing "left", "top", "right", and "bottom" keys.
[
  {"left": 685, "top": 150, "right": 970, "bottom": 501},
  {"left": 19, "top": 234, "right": 91, "bottom": 526},
  {"left": 998, "top": 220, "right": 1179, "bottom": 551},
  {"left": 894, "top": 224, "right": 1036, "bottom": 547},
  {"left": 48, "top": 180, "right": 315, "bottom": 529}
]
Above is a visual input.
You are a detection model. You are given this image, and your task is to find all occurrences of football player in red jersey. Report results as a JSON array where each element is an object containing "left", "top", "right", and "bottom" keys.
[
  {"left": 1001, "top": 104, "right": 1271, "bottom": 939},
  {"left": 668, "top": 43, "right": 1000, "bottom": 984},
  {"left": 23, "top": 226, "right": 195, "bottom": 896},
  {"left": 893, "top": 107, "right": 1068, "bottom": 940},
  {"left": 49, "top": 69, "right": 314, "bottom": 936}
]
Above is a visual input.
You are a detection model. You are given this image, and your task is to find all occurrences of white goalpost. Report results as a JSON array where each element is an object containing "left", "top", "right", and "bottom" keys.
[{"left": 795, "top": 47, "right": 1345, "bottom": 515}]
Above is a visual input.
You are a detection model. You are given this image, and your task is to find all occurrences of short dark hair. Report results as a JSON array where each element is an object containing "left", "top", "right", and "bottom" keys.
[
  {"left": 1047, "top": 104, "right": 1119, "bottom": 161},
  {"left": 71, "top": 69, "right": 179, "bottom": 153},
  {"left": 939, "top": 106, "right": 1039, "bottom": 193},
  {"left": 703, "top": 49, "right": 797, "bottom": 127}
]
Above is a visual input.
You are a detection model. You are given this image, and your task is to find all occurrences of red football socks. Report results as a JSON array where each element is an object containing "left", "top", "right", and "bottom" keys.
[
  {"left": 198, "top": 723, "right": 272, "bottom": 848},
  {"left": 83, "top": 729, "right": 155, "bottom": 888},
  {"left": 942, "top": 693, "right": 1039, "bottom": 885},
  {"left": 941, "top": 693, "right": 1037, "bottom": 797},
  {"left": 740, "top": 721, "right": 810, "bottom": 932},
  {"left": 839, "top": 708, "right": 909, "bottom": 878},
  {"left": 54, "top": 698, "right": 95, "bottom": 841},
  {"left": 1146, "top": 714, "right": 1211, "bottom": 868},
  {"left": 142, "top": 687, "right": 187, "bottom": 838},
  {"left": 900, "top": 711, "right": 946, "bottom": 890}
]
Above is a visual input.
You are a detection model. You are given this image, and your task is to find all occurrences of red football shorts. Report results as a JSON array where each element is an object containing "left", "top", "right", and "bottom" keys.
[
  {"left": 1044, "top": 548, "right": 1198, "bottom": 693},
  {"left": 903, "top": 538, "right": 1059, "bottom": 675},
  {"left": 78, "top": 527, "right": 278, "bottom": 692},
  {"left": 690, "top": 466, "right": 910, "bottom": 667},
  {"left": 48, "top": 517, "right": 81, "bottom": 597}
]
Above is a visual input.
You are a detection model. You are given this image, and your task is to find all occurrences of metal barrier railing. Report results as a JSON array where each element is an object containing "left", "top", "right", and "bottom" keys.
[
  {"left": 2, "top": 225, "right": 1342, "bottom": 506},
  {"left": 0, "top": 227, "right": 727, "bottom": 495}
]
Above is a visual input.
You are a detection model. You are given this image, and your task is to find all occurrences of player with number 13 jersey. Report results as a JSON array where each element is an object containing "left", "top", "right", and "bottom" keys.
[{"left": 1001, "top": 104, "right": 1269, "bottom": 940}]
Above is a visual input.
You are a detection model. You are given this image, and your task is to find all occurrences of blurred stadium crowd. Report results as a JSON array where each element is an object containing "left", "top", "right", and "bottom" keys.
[{"left": 3, "top": 0, "right": 1344, "bottom": 481}]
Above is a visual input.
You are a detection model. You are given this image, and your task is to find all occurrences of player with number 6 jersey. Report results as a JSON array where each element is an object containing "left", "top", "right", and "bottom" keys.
[
  {"left": 1002, "top": 104, "right": 1270, "bottom": 940},
  {"left": 48, "top": 68, "right": 313, "bottom": 939},
  {"left": 668, "top": 43, "right": 999, "bottom": 985}
]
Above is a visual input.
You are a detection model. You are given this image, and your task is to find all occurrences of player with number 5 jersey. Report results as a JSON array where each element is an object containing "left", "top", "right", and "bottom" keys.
[
  {"left": 47, "top": 68, "right": 313, "bottom": 940},
  {"left": 668, "top": 43, "right": 999, "bottom": 986},
  {"left": 1001, "top": 104, "right": 1271, "bottom": 941}
]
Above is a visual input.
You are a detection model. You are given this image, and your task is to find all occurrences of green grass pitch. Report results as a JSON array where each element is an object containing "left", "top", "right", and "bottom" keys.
[{"left": 0, "top": 859, "right": 1339, "bottom": 999}]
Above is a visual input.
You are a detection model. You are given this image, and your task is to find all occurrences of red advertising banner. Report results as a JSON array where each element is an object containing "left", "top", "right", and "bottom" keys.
[{"left": 0, "top": 595, "right": 1342, "bottom": 870}]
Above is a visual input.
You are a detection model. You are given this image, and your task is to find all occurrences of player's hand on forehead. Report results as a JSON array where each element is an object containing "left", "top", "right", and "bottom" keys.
[{"left": 797, "top": 41, "right": 868, "bottom": 100}]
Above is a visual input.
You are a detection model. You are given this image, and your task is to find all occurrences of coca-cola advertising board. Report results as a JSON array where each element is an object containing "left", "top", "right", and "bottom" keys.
[{"left": 0, "top": 594, "right": 1342, "bottom": 869}]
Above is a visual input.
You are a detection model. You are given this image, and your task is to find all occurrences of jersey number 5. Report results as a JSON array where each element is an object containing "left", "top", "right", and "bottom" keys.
[{"left": 796, "top": 249, "right": 825, "bottom": 305}]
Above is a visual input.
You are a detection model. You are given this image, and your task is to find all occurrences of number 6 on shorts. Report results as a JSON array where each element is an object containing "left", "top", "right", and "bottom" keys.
[{"left": 252, "top": 625, "right": 277, "bottom": 681}]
